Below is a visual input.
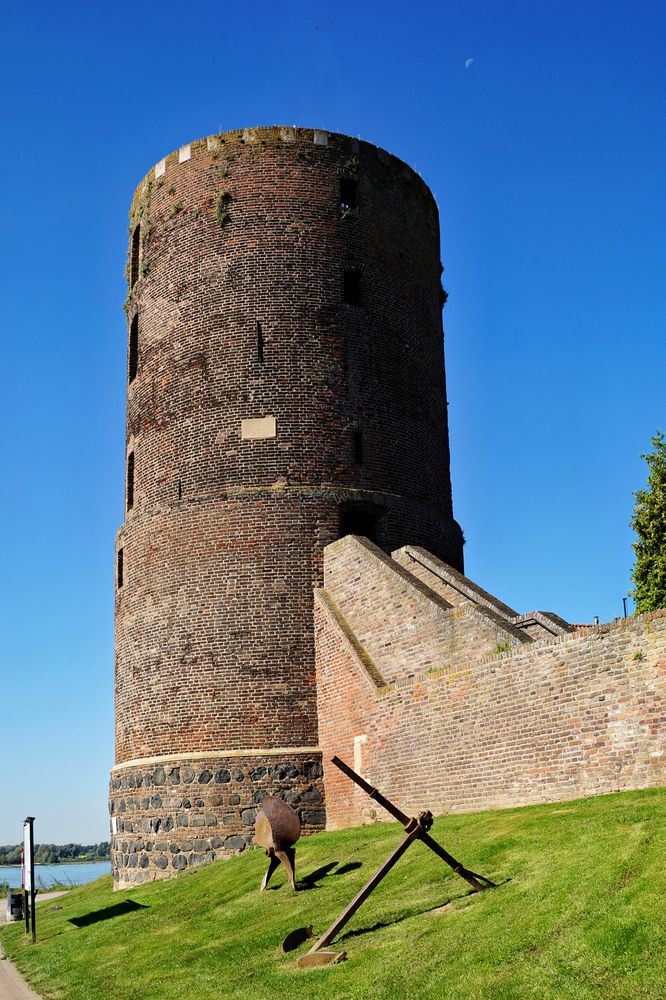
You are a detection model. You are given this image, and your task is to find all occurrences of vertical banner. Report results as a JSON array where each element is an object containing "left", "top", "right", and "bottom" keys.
[{"left": 23, "top": 821, "right": 32, "bottom": 891}]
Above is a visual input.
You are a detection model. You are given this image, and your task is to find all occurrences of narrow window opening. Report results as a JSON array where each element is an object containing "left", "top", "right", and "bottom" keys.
[
  {"left": 126, "top": 452, "right": 135, "bottom": 511},
  {"left": 340, "top": 177, "right": 357, "bottom": 211},
  {"left": 117, "top": 548, "right": 124, "bottom": 589},
  {"left": 256, "top": 321, "right": 264, "bottom": 364},
  {"left": 178, "top": 479, "right": 182, "bottom": 500},
  {"left": 128, "top": 315, "right": 139, "bottom": 383},
  {"left": 130, "top": 224, "right": 140, "bottom": 288},
  {"left": 343, "top": 270, "right": 361, "bottom": 306},
  {"left": 354, "top": 429, "right": 363, "bottom": 465}
]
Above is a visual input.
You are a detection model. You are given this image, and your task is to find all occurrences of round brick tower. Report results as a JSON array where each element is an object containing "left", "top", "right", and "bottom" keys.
[{"left": 110, "top": 126, "right": 464, "bottom": 887}]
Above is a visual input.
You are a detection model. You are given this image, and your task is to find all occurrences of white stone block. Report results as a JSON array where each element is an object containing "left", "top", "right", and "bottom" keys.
[
  {"left": 179, "top": 144, "right": 191, "bottom": 163},
  {"left": 241, "top": 416, "right": 277, "bottom": 440},
  {"left": 155, "top": 158, "right": 166, "bottom": 179}
]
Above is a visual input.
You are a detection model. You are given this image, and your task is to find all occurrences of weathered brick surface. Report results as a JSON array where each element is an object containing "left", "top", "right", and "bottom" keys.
[
  {"left": 322, "top": 537, "right": 529, "bottom": 688},
  {"left": 316, "top": 538, "right": 666, "bottom": 829},
  {"left": 112, "top": 127, "right": 464, "bottom": 882}
]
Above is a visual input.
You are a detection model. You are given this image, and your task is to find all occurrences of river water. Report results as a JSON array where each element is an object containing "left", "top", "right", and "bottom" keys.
[{"left": 0, "top": 861, "right": 111, "bottom": 890}]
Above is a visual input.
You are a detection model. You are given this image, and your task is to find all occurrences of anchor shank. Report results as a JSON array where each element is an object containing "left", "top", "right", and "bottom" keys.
[
  {"left": 308, "top": 822, "right": 422, "bottom": 954},
  {"left": 331, "top": 755, "right": 410, "bottom": 825}
]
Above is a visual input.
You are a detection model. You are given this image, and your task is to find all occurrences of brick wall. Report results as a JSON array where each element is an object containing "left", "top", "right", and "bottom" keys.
[
  {"left": 315, "top": 537, "right": 666, "bottom": 828},
  {"left": 322, "top": 537, "right": 529, "bottom": 689}
]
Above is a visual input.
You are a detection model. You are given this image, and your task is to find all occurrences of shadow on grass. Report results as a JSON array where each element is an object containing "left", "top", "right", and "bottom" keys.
[
  {"left": 334, "top": 862, "right": 364, "bottom": 877},
  {"left": 298, "top": 860, "right": 363, "bottom": 891},
  {"left": 336, "top": 880, "right": 510, "bottom": 942},
  {"left": 69, "top": 900, "right": 148, "bottom": 928}
]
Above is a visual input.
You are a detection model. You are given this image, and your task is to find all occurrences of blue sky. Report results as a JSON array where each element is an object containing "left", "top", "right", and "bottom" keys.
[{"left": 1, "top": 0, "right": 664, "bottom": 842}]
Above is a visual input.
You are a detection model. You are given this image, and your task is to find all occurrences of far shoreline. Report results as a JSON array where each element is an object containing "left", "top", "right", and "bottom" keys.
[{"left": 0, "top": 860, "right": 110, "bottom": 867}]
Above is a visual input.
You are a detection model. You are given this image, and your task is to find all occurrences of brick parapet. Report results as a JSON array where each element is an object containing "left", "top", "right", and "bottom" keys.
[
  {"left": 314, "top": 588, "right": 388, "bottom": 691},
  {"left": 393, "top": 545, "right": 519, "bottom": 618},
  {"left": 393, "top": 546, "right": 573, "bottom": 640},
  {"left": 128, "top": 128, "right": 436, "bottom": 220},
  {"left": 322, "top": 537, "right": 530, "bottom": 687}
]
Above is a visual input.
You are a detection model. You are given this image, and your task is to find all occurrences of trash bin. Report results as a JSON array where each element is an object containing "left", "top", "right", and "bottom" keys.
[{"left": 6, "top": 891, "right": 23, "bottom": 922}]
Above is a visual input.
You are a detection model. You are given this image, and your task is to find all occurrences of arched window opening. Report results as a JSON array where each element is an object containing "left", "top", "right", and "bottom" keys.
[
  {"left": 339, "top": 501, "right": 386, "bottom": 547},
  {"left": 117, "top": 548, "right": 124, "bottom": 589}
]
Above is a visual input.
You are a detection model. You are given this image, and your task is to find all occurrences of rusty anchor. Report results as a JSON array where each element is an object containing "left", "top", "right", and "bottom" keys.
[
  {"left": 254, "top": 796, "right": 301, "bottom": 891},
  {"left": 294, "top": 756, "right": 496, "bottom": 967}
]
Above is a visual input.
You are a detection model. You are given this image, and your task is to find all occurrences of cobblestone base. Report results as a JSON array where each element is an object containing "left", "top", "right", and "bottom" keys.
[{"left": 109, "top": 751, "right": 324, "bottom": 889}]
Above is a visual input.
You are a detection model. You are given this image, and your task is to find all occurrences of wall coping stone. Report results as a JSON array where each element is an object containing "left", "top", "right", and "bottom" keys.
[
  {"left": 112, "top": 746, "right": 322, "bottom": 772},
  {"left": 395, "top": 544, "right": 520, "bottom": 619},
  {"left": 315, "top": 588, "right": 389, "bottom": 691}
]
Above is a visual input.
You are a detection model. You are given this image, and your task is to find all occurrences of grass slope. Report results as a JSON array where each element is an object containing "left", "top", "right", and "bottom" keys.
[{"left": 2, "top": 789, "right": 665, "bottom": 1000}]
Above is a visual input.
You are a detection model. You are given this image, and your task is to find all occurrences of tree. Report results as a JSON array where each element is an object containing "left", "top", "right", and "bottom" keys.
[{"left": 630, "top": 431, "right": 666, "bottom": 613}]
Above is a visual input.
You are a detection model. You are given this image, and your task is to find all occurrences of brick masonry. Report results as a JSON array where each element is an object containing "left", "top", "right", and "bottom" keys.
[
  {"left": 112, "top": 126, "right": 464, "bottom": 887},
  {"left": 315, "top": 536, "right": 666, "bottom": 829},
  {"left": 111, "top": 126, "right": 660, "bottom": 886}
]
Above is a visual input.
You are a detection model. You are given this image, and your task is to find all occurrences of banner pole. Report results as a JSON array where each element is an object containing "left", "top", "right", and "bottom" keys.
[{"left": 24, "top": 817, "right": 36, "bottom": 944}]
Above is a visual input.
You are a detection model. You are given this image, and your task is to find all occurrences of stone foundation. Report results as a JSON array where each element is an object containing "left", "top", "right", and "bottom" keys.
[{"left": 109, "top": 750, "right": 324, "bottom": 889}]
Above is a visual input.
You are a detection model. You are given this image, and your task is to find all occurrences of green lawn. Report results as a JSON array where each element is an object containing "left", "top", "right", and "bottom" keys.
[{"left": 2, "top": 788, "right": 665, "bottom": 999}]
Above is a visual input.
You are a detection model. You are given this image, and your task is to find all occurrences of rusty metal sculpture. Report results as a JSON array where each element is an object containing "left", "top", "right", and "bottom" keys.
[
  {"left": 254, "top": 796, "right": 301, "bottom": 891},
  {"left": 295, "top": 756, "right": 496, "bottom": 967}
]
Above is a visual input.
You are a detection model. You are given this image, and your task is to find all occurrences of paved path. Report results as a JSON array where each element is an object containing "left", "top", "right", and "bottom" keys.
[
  {"left": 0, "top": 892, "right": 69, "bottom": 999},
  {"left": 0, "top": 949, "right": 42, "bottom": 1000}
]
